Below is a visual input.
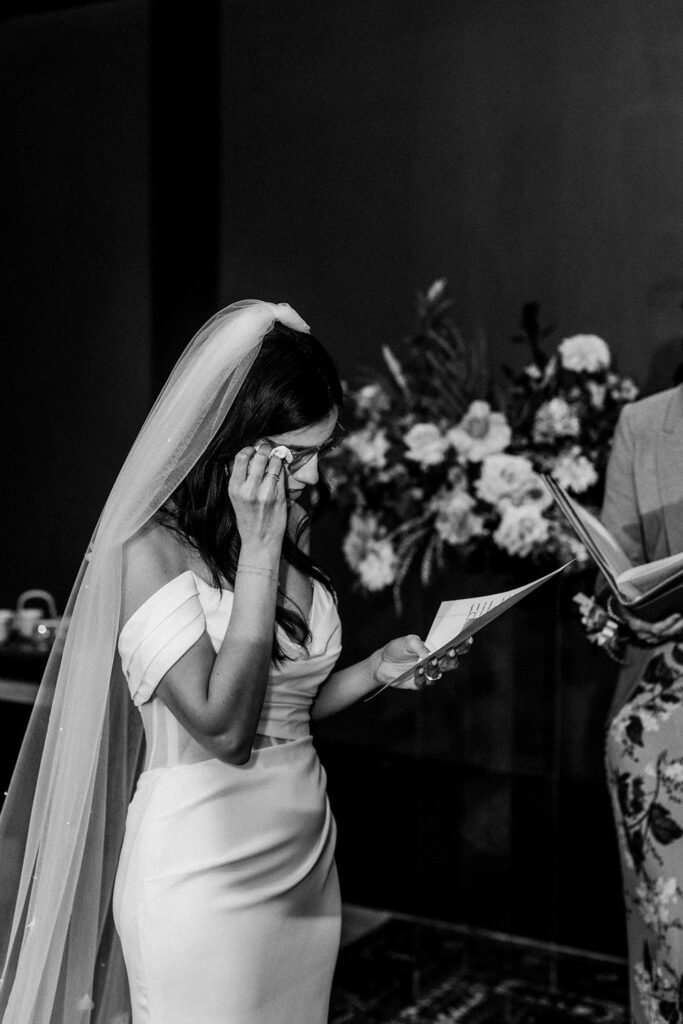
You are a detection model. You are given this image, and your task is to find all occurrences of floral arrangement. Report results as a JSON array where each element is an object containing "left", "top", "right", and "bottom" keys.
[{"left": 328, "top": 280, "right": 639, "bottom": 601}]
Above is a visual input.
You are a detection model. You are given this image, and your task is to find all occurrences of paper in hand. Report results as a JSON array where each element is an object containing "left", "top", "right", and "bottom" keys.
[{"left": 370, "top": 562, "right": 571, "bottom": 696}]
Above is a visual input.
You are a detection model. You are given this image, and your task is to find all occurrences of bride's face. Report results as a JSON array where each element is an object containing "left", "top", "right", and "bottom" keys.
[{"left": 265, "top": 409, "right": 341, "bottom": 501}]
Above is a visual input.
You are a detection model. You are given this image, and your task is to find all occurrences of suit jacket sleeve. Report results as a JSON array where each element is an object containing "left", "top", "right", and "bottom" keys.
[{"left": 600, "top": 403, "right": 645, "bottom": 568}]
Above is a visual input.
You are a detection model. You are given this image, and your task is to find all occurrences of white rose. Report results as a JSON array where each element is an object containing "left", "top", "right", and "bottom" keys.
[
  {"left": 533, "top": 397, "right": 581, "bottom": 443},
  {"left": 493, "top": 503, "right": 550, "bottom": 558},
  {"left": 345, "top": 427, "right": 391, "bottom": 469},
  {"left": 357, "top": 539, "right": 397, "bottom": 591},
  {"left": 433, "top": 488, "right": 486, "bottom": 546},
  {"left": 558, "top": 334, "right": 611, "bottom": 374},
  {"left": 551, "top": 447, "right": 598, "bottom": 494},
  {"left": 403, "top": 422, "right": 449, "bottom": 466},
  {"left": 446, "top": 401, "right": 511, "bottom": 462},
  {"left": 475, "top": 453, "right": 536, "bottom": 507}
]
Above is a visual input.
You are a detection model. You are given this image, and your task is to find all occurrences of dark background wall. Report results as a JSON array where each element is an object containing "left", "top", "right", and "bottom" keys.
[
  {"left": 2, "top": 0, "right": 683, "bottom": 957},
  {"left": 0, "top": 0, "right": 151, "bottom": 609},
  {"left": 219, "top": 0, "right": 683, "bottom": 394}
]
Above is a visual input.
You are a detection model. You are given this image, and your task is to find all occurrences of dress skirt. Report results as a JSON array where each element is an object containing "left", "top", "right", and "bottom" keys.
[
  {"left": 606, "top": 641, "right": 683, "bottom": 1022},
  {"left": 113, "top": 736, "right": 340, "bottom": 1024}
]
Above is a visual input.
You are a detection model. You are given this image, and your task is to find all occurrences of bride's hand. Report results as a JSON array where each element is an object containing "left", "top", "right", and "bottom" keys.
[
  {"left": 369, "top": 634, "right": 472, "bottom": 690},
  {"left": 227, "top": 443, "right": 288, "bottom": 553}
]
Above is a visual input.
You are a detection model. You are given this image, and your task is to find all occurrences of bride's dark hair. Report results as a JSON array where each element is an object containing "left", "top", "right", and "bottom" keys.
[{"left": 157, "top": 322, "right": 344, "bottom": 659}]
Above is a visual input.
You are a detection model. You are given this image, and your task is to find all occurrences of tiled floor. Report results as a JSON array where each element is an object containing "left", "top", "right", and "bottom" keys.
[{"left": 331, "top": 908, "right": 628, "bottom": 1023}]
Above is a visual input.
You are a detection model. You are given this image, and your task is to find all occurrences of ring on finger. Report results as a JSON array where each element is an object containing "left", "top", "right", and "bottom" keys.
[{"left": 424, "top": 669, "right": 442, "bottom": 683}]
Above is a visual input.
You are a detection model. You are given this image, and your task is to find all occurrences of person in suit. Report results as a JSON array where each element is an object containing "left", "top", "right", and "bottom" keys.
[{"left": 603, "top": 384, "right": 683, "bottom": 1022}]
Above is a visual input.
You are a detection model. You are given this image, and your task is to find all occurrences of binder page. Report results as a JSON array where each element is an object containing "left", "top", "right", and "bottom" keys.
[
  {"left": 543, "top": 476, "right": 636, "bottom": 597},
  {"left": 618, "top": 550, "right": 683, "bottom": 592}
]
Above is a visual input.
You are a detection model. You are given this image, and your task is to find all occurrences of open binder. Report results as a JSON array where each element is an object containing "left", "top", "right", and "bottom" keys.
[{"left": 543, "top": 475, "right": 683, "bottom": 622}]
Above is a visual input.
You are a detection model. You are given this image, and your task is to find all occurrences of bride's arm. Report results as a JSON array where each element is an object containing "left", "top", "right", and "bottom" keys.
[
  {"left": 310, "top": 654, "right": 381, "bottom": 720},
  {"left": 312, "top": 637, "right": 462, "bottom": 719},
  {"left": 121, "top": 445, "right": 287, "bottom": 765},
  {"left": 310, "top": 652, "right": 386, "bottom": 720}
]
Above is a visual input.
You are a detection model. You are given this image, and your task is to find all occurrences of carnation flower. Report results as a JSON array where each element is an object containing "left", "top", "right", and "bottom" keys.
[
  {"left": 493, "top": 503, "right": 550, "bottom": 557},
  {"left": 344, "top": 427, "right": 391, "bottom": 469},
  {"left": 551, "top": 447, "right": 598, "bottom": 494},
  {"left": 357, "top": 539, "right": 398, "bottom": 591},
  {"left": 403, "top": 422, "right": 449, "bottom": 466},
  {"left": 432, "top": 487, "right": 486, "bottom": 546},
  {"left": 558, "top": 334, "right": 611, "bottom": 374},
  {"left": 533, "top": 397, "right": 580, "bottom": 443},
  {"left": 446, "top": 401, "right": 511, "bottom": 462},
  {"left": 475, "top": 453, "right": 536, "bottom": 508}
]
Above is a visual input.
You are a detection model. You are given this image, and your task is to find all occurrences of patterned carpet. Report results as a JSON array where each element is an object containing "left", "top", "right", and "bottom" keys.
[{"left": 330, "top": 916, "right": 628, "bottom": 1023}]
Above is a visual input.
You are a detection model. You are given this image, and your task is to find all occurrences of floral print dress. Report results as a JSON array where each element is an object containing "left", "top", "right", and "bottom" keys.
[{"left": 607, "top": 641, "right": 683, "bottom": 1023}]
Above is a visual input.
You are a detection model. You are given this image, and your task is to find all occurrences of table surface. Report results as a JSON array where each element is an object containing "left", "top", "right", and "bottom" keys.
[
  {"left": 0, "top": 642, "right": 47, "bottom": 704},
  {"left": 0, "top": 678, "right": 39, "bottom": 704}
]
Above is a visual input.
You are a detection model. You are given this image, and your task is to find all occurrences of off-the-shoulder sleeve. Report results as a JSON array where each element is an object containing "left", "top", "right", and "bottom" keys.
[{"left": 118, "top": 571, "right": 206, "bottom": 706}]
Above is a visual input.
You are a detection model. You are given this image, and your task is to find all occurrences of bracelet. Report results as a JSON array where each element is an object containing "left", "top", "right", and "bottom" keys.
[{"left": 236, "top": 564, "right": 279, "bottom": 582}]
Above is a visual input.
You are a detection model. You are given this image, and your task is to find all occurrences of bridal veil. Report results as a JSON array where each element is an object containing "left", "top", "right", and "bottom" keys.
[{"left": 0, "top": 300, "right": 310, "bottom": 1024}]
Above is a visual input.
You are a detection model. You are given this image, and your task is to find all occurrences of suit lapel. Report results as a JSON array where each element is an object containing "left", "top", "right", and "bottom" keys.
[{"left": 656, "top": 386, "right": 683, "bottom": 556}]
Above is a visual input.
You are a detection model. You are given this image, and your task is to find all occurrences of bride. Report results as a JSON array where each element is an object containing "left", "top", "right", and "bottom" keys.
[{"left": 0, "top": 300, "right": 463, "bottom": 1024}]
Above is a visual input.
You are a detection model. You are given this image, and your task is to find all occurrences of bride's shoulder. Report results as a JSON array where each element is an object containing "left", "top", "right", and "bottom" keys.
[{"left": 121, "top": 520, "right": 196, "bottom": 622}]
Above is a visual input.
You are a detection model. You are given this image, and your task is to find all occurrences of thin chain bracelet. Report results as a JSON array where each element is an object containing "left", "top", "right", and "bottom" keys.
[{"left": 236, "top": 564, "right": 279, "bottom": 582}]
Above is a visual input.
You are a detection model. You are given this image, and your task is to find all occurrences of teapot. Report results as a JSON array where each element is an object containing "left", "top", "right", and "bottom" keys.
[{"left": 15, "top": 590, "right": 61, "bottom": 648}]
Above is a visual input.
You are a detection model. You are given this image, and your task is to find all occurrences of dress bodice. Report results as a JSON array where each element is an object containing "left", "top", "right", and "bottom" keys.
[{"left": 118, "top": 570, "right": 342, "bottom": 770}]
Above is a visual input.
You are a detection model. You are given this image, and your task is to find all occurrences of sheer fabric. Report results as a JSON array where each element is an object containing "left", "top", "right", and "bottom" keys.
[{"left": 0, "top": 300, "right": 309, "bottom": 1024}]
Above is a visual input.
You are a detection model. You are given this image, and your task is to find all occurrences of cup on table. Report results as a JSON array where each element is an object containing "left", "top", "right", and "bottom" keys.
[
  {"left": 14, "top": 590, "right": 61, "bottom": 648},
  {"left": 14, "top": 607, "right": 43, "bottom": 640}
]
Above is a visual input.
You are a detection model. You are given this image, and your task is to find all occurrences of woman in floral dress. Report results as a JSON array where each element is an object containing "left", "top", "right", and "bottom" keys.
[{"left": 602, "top": 384, "right": 683, "bottom": 1022}]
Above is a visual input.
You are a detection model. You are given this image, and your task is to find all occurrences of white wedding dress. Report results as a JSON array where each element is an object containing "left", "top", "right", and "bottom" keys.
[{"left": 113, "top": 570, "right": 343, "bottom": 1024}]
